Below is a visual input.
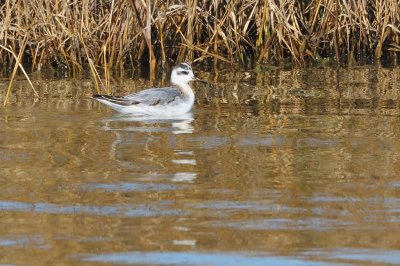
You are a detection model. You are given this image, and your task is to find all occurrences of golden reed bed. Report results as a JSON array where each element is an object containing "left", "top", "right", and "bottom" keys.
[{"left": 1, "top": 0, "right": 399, "bottom": 70}]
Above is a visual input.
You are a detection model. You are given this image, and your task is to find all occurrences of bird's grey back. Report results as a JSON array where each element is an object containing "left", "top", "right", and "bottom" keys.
[{"left": 124, "top": 87, "right": 182, "bottom": 106}]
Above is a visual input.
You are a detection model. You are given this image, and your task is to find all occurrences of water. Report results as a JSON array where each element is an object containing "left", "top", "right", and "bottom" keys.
[{"left": 1, "top": 66, "right": 400, "bottom": 265}]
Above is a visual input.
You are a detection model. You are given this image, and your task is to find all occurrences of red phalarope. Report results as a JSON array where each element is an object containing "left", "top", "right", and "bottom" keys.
[{"left": 92, "top": 63, "right": 205, "bottom": 116}]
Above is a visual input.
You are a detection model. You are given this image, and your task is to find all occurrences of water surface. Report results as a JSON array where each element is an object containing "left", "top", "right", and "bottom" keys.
[{"left": 1, "top": 66, "right": 400, "bottom": 265}]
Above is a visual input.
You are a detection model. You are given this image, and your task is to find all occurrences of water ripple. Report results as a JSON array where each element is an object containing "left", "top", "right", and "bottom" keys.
[
  {"left": 78, "top": 251, "right": 335, "bottom": 266},
  {"left": 81, "top": 182, "right": 177, "bottom": 192},
  {"left": 0, "top": 201, "right": 185, "bottom": 217}
]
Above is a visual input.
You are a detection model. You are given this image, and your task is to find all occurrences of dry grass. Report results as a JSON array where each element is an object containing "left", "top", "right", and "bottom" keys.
[{"left": 0, "top": 0, "right": 399, "bottom": 69}]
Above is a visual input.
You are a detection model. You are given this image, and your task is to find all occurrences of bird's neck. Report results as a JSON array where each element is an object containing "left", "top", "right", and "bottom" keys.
[{"left": 174, "top": 82, "right": 195, "bottom": 101}]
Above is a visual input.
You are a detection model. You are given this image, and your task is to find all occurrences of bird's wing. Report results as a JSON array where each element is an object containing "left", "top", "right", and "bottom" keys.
[
  {"left": 92, "top": 95, "right": 139, "bottom": 106},
  {"left": 123, "top": 87, "right": 181, "bottom": 106}
]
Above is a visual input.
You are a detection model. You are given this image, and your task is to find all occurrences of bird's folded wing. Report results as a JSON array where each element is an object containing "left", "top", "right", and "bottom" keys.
[
  {"left": 92, "top": 95, "right": 140, "bottom": 106},
  {"left": 123, "top": 88, "right": 181, "bottom": 106}
]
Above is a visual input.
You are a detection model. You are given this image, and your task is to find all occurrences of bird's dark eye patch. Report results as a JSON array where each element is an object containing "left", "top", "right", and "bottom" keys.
[{"left": 177, "top": 70, "right": 189, "bottom": 75}]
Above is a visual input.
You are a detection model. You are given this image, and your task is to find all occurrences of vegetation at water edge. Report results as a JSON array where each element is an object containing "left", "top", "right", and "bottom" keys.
[{"left": 1, "top": 0, "right": 399, "bottom": 72}]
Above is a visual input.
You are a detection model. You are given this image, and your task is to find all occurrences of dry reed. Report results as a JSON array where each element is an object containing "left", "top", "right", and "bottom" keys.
[{"left": 0, "top": 0, "right": 399, "bottom": 71}]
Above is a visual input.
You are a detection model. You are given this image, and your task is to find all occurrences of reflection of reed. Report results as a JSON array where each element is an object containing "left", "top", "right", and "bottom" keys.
[
  {"left": 3, "top": 67, "right": 400, "bottom": 117},
  {"left": 197, "top": 66, "right": 400, "bottom": 116}
]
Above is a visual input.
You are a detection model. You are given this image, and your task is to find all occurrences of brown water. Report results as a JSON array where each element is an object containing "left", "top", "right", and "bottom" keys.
[{"left": 1, "top": 66, "right": 400, "bottom": 265}]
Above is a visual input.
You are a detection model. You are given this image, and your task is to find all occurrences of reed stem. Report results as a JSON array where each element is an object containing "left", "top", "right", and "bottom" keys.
[{"left": 1, "top": 38, "right": 38, "bottom": 106}]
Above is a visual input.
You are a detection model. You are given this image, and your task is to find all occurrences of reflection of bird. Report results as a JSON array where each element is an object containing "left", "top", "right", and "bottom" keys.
[
  {"left": 99, "top": 112, "right": 195, "bottom": 134},
  {"left": 92, "top": 63, "right": 205, "bottom": 116}
]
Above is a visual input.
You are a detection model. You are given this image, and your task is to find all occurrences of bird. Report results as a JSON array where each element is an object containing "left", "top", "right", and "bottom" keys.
[{"left": 92, "top": 63, "right": 205, "bottom": 116}]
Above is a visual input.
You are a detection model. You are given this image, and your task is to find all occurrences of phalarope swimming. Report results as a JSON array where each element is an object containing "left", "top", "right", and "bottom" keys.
[{"left": 92, "top": 63, "right": 204, "bottom": 116}]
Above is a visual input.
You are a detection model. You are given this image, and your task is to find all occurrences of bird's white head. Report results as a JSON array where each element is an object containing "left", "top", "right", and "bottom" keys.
[{"left": 170, "top": 63, "right": 195, "bottom": 85}]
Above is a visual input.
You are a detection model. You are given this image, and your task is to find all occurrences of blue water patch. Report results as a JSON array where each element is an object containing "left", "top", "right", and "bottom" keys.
[
  {"left": 238, "top": 134, "right": 285, "bottom": 147},
  {"left": 0, "top": 201, "right": 185, "bottom": 217},
  {"left": 79, "top": 251, "right": 336, "bottom": 266},
  {"left": 388, "top": 181, "right": 400, "bottom": 188},
  {"left": 304, "top": 248, "right": 400, "bottom": 265},
  {"left": 0, "top": 235, "right": 47, "bottom": 249},
  {"left": 0, "top": 238, "right": 28, "bottom": 247},
  {"left": 82, "top": 182, "right": 177, "bottom": 192}
]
